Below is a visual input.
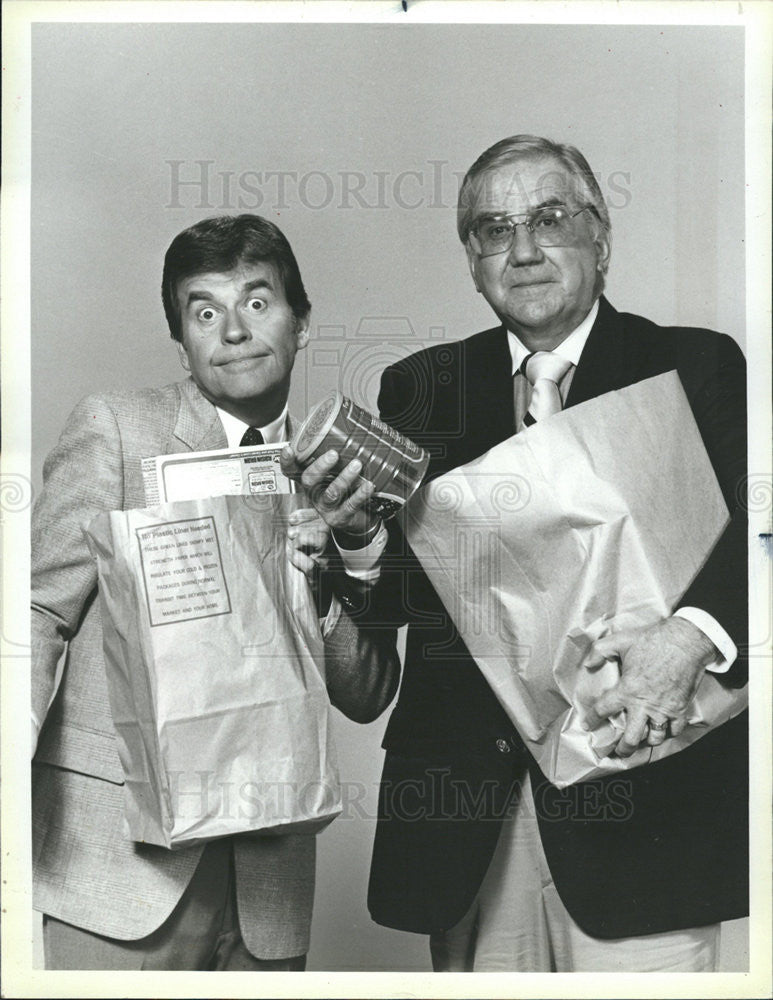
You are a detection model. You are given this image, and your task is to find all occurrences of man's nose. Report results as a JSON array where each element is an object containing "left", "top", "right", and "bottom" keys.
[
  {"left": 507, "top": 223, "right": 544, "bottom": 266},
  {"left": 222, "top": 309, "right": 250, "bottom": 343}
]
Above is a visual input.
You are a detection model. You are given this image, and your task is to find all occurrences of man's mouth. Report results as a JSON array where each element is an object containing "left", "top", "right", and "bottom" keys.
[
  {"left": 217, "top": 354, "right": 269, "bottom": 367},
  {"left": 510, "top": 279, "right": 552, "bottom": 289}
]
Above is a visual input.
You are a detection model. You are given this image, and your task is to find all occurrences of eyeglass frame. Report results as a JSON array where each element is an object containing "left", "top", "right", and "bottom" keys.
[{"left": 468, "top": 204, "right": 596, "bottom": 258}]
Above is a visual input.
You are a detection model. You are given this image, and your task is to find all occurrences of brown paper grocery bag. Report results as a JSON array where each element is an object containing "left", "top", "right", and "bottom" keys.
[
  {"left": 404, "top": 371, "right": 746, "bottom": 787},
  {"left": 86, "top": 493, "right": 340, "bottom": 849}
]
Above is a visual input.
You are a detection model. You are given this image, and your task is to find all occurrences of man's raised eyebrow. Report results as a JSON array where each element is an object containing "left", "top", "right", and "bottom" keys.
[
  {"left": 242, "top": 278, "right": 274, "bottom": 295},
  {"left": 184, "top": 289, "right": 215, "bottom": 307},
  {"left": 183, "top": 278, "right": 274, "bottom": 307}
]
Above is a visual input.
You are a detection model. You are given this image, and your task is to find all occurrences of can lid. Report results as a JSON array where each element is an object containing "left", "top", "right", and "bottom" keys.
[{"left": 291, "top": 391, "right": 344, "bottom": 463}]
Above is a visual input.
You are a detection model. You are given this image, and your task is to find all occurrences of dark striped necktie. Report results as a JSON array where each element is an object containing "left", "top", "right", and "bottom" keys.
[{"left": 239, "top": 426, "right": 264, "bottom": 447}]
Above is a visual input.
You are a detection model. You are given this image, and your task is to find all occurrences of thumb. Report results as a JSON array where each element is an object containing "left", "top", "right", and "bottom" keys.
[
  {"left": 583, "top": 684, "right": 626, "bottom": 732},
  {"left": 280, "top": 443, "right": 300, "bottom": 478},
  {"left": 583, "top": 631, "right": 631, "bottom": 671}
]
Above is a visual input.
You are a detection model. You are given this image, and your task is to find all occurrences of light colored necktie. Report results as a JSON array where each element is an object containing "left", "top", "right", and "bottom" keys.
[{"left": 519, "top": 351, "right": 573, "bottom": 430}]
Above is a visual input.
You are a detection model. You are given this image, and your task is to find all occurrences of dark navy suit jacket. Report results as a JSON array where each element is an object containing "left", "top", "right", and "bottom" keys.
[{"left": 364, "top": 296, "right": 748, "bottom": 938}]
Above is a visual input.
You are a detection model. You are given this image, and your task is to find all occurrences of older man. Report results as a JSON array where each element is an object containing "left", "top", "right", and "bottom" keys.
[
  {"left": 296, "top": 135, "right": 748, "bottom": 972},
  {"left": 31, "top": 214, "right": 398, "bottom": 970}
]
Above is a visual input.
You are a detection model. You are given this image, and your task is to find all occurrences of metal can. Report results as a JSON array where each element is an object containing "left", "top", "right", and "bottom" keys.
[{"left": 291, "top": 391, "right": 429, "bottom": 519}]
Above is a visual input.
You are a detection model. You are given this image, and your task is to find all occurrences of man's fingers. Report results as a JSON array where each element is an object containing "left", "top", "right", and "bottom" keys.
[
  {"left": 284, "top": 446, "right": 345, "bottom": 494},
  {"left": 645, "top": 716, "right": 669, "bottom": 747},
  {"left": 669, "top": 716, "right": 688, "bottom": 738},
  {"left": 287, "top": 518, "right": 328, "bottom": 541},
  {"left": 583, "top": 639, "right": 618, "bottom": 671},
  {"left": 341, "top": 478, "right": 376, "bottom": 514},
  {"left": 291, "top": 449, "right": 380, "bottom": 536},
  {"left": 286, "top": 507, "right": 329, "bottom": 577},
  {"left": 300, "top": 453, "right": 367, "bottom": 516},
  {"left": 583, "top": 686, "right": 627, "bottom": 731},
  {"left": 286, "top": 539, "right": 316, "bottom": 576},
  {"left": 288, "top": 524, "right": 328, "bottom": 551},
  {"left": 614, "top": 707, "right": 651, "bottom": 757},
  {"left": 299, "top": 449, "right": 341, "bottom": 493},
  {"left": 279, "top": 444, "right": 303, "bottom": 480},
  {"left": 321, "top": 458, "right": 363, "bottom": 505},
  {"left": 290, "top": 532, "right": 328, "bottom": 554},
  {"left": 288, "top": 507, "right": 320, "bottom": 526},
  {"left": 583, "top": 631, "right": 635, "bottom": 671}
]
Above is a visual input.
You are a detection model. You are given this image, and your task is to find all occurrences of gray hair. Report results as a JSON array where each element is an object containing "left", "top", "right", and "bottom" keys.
[{"left": 457, "top": 135, "right": 611, "bottom": 256}]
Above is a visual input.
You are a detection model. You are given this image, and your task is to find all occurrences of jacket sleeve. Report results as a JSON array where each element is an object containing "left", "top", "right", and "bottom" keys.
[
  {"left": 31, "top": 395, "right": 125, "bottom": 738},
  {"left": 679, "top": 332, "right": 748, "bottom": 686},
  {"left": 310, "top": 359, "right": 428, "bottom": 723},
  {"left": 322, "top": 597, "right": 400, "bottom": 724}
]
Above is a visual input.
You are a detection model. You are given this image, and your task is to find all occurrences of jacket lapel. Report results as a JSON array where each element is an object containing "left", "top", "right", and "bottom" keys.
[
  {"left": 565, "top": 297, "right": 629, "bottom": 408},
  {"left": 173, "top": 378, "right": 228, "bottom": 452},
  {"left": 463, "top": 326, "right": 516, "bottom": 453}
]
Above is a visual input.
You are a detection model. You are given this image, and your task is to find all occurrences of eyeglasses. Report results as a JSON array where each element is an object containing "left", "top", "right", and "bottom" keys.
[{"left": 469, "top": 205, "right": 590, "bottom": 258}]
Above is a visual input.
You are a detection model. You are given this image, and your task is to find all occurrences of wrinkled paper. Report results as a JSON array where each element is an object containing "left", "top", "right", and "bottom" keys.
[
  {"left": 86, "top": 493, "right": 340, "bottom": 849},
  {"left": 404, "top": 372, "right": 747, "bottom": 787}
]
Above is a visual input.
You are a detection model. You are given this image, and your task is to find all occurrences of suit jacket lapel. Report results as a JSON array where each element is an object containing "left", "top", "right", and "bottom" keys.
[
  {"left": 464, "top": 326, "right": 516, "bottom": 453},
  {"left": 565, "top": 296, "right": 629, "bottom": 407},
  {"left": 174, "top": 378, "right": 228, "bottom": 451}
]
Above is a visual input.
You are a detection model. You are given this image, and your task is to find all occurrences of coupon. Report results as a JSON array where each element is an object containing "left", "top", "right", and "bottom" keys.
[{"left": 141, "top": 444, "right": 296, "bottom": 504}]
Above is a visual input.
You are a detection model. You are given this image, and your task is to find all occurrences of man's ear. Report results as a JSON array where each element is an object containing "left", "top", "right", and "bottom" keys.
[
  {"left": 465, "top": 243, "right": 481, "bottom": 293},
  {"left": 176, "top": 340, "right": 191, "bottom": 372},
  {"left": 295, "top": 312, "right": 311, "bottom": 351},
  {"left": 593, "top": 227, "right": 612, "bottom": 276}
]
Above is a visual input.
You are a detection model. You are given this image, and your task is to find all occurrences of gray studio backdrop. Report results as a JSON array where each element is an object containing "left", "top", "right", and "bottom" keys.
[{"left": 31, "top": 22, "right": 747, "bottom": 971}]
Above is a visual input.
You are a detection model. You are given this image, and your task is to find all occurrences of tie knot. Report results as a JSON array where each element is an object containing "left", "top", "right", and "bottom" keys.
[
  {"left": 239, "top": 426, "right": 264, "bottom": 447},
  {"left": 521, "top": 351, "right": 572, "bottom": 386}
]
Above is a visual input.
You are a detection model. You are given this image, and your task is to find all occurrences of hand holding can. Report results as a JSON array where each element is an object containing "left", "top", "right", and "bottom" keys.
[
  {"left": 281, "top": 442, "right": 379, "bottom": 543},
  {"left": 287, "top": 392, "right": 429, "bottom": 523}
]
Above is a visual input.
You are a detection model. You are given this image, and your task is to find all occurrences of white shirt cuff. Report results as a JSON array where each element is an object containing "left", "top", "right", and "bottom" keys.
[
  {"left": 335, "top": 523, "right": 387, "bottom": 582},
  {"left": 673, "top": 607, "right": 737, "bottom": 673}
]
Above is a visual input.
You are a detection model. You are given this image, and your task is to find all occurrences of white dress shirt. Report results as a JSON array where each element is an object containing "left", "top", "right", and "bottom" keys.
[{"left": 215, "top": 404, "right": 289, "bottom": 448}]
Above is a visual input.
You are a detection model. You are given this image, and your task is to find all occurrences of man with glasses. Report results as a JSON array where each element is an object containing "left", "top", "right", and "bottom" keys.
[{"left": 297, "top": 134, "right": 748, "bottom": 971}]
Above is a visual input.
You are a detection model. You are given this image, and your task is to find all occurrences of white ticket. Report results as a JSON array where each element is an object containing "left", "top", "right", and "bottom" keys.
[{"left": 141, "top": 444, "right": 296, "bottom": 504}]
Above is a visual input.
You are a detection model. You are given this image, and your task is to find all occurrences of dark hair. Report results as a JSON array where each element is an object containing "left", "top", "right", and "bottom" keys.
[
  {"left": 457, "top": 134, "right": 611, "bottom": 261},
  {"left": 162, "top": 214, "right": 311, "bottom": 341}
]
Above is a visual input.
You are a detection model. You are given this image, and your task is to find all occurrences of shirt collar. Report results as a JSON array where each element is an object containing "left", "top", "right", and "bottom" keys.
[
  {"left": 215, "top": 404, "right": 290, "bottom": 449},
  {"left": 507, "top": 298, "right": 599, "bottom": 375}
]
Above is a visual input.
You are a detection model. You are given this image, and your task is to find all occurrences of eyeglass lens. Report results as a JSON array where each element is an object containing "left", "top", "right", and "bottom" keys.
[{"left": 474, "top": 207, "right": 581, "bottom": 254}]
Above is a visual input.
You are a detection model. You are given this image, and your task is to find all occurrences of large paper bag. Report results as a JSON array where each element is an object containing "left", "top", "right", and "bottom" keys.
[
  {"left": 404, "top": 371, "right": 747, "bottom": 787},
  {"left": 86, "top": 493, "right": 341, "bottom": 849}
]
